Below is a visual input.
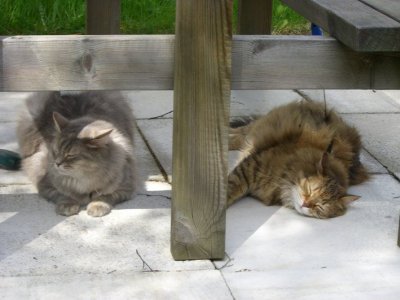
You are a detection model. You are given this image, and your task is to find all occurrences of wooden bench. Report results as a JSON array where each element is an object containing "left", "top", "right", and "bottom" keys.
[{"left": 1, "top": 0, "right": 399, "bottom": 259}]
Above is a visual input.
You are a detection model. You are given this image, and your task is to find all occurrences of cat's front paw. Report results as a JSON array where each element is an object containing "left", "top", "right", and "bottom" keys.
[
  {"left": 87, "top": 201, "right": 112, "bottom": 217},
  {"left": 56, "top": 202, "right": 80, "bottom": 216}
]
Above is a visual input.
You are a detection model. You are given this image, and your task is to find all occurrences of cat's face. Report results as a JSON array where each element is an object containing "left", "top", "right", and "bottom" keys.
[
  {"left": 291, "top": 176, "right": 359, "bottom": 219},
  {"left": 51, "top": 131, "right": 111, "bottom": 176},
  {"left": 51, "top": 112, "right": 113, "bottom": 177}
]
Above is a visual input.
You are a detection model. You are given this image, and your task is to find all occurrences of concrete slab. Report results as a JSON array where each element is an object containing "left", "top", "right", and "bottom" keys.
[
  {"left": 220, "top": 174, "right": 400, "bottom": 298},
  {"left": 343, "top": 114, "right": 400, "bottom": 174},
  {"left": 299, "top": 90, "right": 400, "bottom": 113},
  {"left": 0, "top": 122, "right": 18, "bottom": 152},
  {"left": 0, "top": 92, "right": 31, "bottom": 122},
  {"left": 124, "top": 91, "right": 173, "bottom": 120},
  {"left": 230, "top": 90, "right": 301, "bottom": 116},
  {"left": 0, "top": 193, "right": 212, "bottom": 277},
  {"left": 124, "top": 90, "right": 302, "bottom": 120},
  {"left": 137, "top": 119, "right": 172, "bottom": 177},
  {"left": 224, "top": 266, "right": 400, "bottom": 300},
  {"left": 360, "top": 150, "right": 387, "bottom": 174},
  {"left": 2, "top": 91, "right": 400, "bottom": 299},
  {"left": 0, "top": 270, "right": 233, "bottom": 300},
  {"left": 383, "top": 90, "right": 400, "bottom": 105}
]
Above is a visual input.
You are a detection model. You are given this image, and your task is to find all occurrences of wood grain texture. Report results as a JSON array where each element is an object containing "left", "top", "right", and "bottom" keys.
[
  {"left": 281, "top": 0, "right": 400, "bottom": 52},
  {"left": 0, "top": 35, "right": 174, "bottom": 91},
  {"left": 86, "top": 0, "right": 121, "bottom": 34},
  {"left": 1, "top": 35, "right": 400, "bottom": 91},
  {"left": 398, "top": 214, "right": 400, "bottom": 247},
  {"left": 359, "top": 0, "right": 400, "bottom": 23},
  {"left": 238, "top": 0, "right": 273, "bottom": 34},
  {"left": 171, "top": 0, "right": 232, "bottom": 260}
]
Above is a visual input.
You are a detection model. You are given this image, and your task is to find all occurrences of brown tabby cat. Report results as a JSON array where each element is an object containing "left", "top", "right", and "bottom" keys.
[
  {"left": 17, "top": 91, "right": 136, "bottom": 217},
  {"left": 228, "top": 100, "right": 369, "bottom": 218}
]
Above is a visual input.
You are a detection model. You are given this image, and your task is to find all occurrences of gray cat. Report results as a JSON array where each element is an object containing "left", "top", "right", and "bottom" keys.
[{"left": 17, "top": 91, "right": 136, "bottom": 217}]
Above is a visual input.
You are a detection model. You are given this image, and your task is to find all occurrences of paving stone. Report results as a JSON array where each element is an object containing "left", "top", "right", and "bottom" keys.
[
  {"left": 360, "top": 150, "right": 387, "bottom": 174},
  {"left": 136, "top": 119, "right": 172, "bottom": 177},
  {"left": 2, "top": 91, "right": 400, "bottom": 299},
  {"left": 224, "top": 266, "right": 400, "bottom": 300},
  {"left": 230, "top": 90, "right": 301, "bottom": 116},
  {"left": 125, "top": 90, "right": 301, "bottom": 120},
  {"left": 383, "top": 90, "right": 400, "bottom": 106},
  {"left": 219, "top": 174, "right": 400, "bottom": 299},
  {"left": 218, "top": 175, "right": 400, "bottom": 270},
  {"left": 0, "top": 270, "right": 232, "bottom": 300},
  {"left": 0, "top": 193, "right": 212, "bottom": 277},
  {"left": 124, "top": 91, "right": 174, "bottom": 120},
  {"left": 343, "top": 114, "right": 400, "bottom": 174},
  {"left": 0, "top": 122, "right": 18, "bottom": 152},
  {"left": 0, "top": 92, "right": 31, "bottom": 122},
  {"left": 299, "top": 90, "right": 400, "bottom": 113}
]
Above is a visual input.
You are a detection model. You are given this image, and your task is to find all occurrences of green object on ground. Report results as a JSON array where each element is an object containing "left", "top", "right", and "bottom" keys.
[{"left": 0, "top": 150, "right": 21, "bottom": 171}]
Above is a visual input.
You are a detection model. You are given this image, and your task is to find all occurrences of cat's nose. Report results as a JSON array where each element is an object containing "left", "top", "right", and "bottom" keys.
[
  {"left": 302, "top": 201, "right": 311, "bottom": 208},
  {"left": 55, "top": 159, "right": 63, "bottom": 167}
]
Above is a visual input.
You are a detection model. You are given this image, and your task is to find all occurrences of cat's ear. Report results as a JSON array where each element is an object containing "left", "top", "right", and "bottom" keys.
[
  {"left": 86, "top": 129, "right": 113, "bottom": 148},
  {"left": 53, "top": 112, "right": 69, "bottom": 132},
  {"left": 317, "top": 152, "right": 329, "bottom": 175},
  {"left": 341, "top": 194, "right": 360, "bottom": 205}
]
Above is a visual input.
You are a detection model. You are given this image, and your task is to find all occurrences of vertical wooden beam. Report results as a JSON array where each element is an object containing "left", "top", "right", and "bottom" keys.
[
  {"left": 171, "top": 0, "right": 232, "bottom": 260},
  {"left": 0, "top": 38, "right": 3, "bottom": 91},
  {"left": 238, "top": 0, "right": 273, "bottom": 34},
  {"left": 86, "top": 0, "right": 121, "bottom": 34},
  {"left": 398, "top": 217, "right": 400, "bottom": 247}
]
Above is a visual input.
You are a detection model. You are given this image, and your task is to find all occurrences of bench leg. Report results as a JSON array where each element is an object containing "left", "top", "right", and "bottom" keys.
[{"left": 171, "top": 0, "right": 233, "bottom": 260}]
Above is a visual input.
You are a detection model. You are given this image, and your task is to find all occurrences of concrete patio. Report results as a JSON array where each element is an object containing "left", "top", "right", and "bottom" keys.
[{"left": 0, "top": 90, "right": 399, "bottom": 299}]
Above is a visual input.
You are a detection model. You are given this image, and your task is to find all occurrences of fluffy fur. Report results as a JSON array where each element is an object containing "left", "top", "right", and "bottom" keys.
[
  {"left": 17, "top": 91, "right": 136, "bottom": 217},
  {"left": 228, "top": 100, "right": 369, "bottom": 218}
]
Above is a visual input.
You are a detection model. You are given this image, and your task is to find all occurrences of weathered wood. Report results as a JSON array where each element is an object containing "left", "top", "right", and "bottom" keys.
[
  {"left": 171, "top": 0, "right": 232, "bottom": 260},
  {"left": 359, "top": 0, "right": 400, "bottom": 23},
  {"left": 281, "top": 0, "right": 400, "bottom": 52},
  {"left": 398, "top": 214, "right": 400, "bottom": 247},
  {"left": 0, "top": 35, "right": 174, "bottom": 91},
  {"left": 1, "top": 35, "right": 400, "bottom": 91},
  {"left": 86, "top": 0, "right": 120, "bottom": 34},
  {"left": 238, "top": 0, "right": 273, "bottom": 34}
]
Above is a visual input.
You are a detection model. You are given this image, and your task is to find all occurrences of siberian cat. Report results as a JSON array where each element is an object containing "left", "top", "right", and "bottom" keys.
[
  {"left": 17, "top": 91, "right": 136, "bottom": 217},
  {"left": 228, "top": 100, "right": 369, "bottom": 218}
]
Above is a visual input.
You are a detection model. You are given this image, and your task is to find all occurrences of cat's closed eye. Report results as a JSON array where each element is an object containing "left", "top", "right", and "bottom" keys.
[{"left": 64, "top": 154, "right": 77, "bottom": 161}]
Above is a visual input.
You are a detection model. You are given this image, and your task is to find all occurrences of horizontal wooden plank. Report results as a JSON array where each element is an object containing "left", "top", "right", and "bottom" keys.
[
  {"left": 1, "top": 35, "right": 400, "bottom": 91},
  {"left": 281, "top": 0, "right": 400, "bottom": 52},
  {"left": 0, "top": 35, "right": 175, "bottom": 91},
  {"left": 359, "top": 0, "right": 400, "bottom": 23}
]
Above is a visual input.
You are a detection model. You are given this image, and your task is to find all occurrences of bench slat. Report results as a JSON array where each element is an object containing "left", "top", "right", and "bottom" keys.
[
  {"left": 359, "top": 0, "right": 400, "bottom": 23},
  {"left": 281, "top": 0, "right": 400, "bottom": 52}
]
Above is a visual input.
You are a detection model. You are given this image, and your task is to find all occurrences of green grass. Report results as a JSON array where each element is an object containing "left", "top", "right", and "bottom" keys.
[{"left": 0, "top": 0, "right": 309, "bottom": 35}]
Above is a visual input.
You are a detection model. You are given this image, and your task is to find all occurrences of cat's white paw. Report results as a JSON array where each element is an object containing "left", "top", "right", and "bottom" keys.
[
  {"left": 87, "top": 201, "right": 112, "bottom": 217},
  {"left": 56, "top": 202, "right": 80, "bottom": 216}
]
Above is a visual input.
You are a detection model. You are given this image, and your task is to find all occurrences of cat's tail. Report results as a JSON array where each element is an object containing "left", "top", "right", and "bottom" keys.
[{"left": 0, "top": 150, "right": 21, "bottom": 171}]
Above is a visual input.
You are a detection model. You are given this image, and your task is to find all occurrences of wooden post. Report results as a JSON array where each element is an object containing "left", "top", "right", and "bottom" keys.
[
  {"left": 398, "top": 217, "right": 400, "bottom": 247},
  {"left": 86, "top": 0, "right": 121, "bottom": 34},
  {"left": 238, "top": 0, "right": 273, "bottom": 34},
  {"left": 171, "top": 0, "right": 232, "bottom": 260}
]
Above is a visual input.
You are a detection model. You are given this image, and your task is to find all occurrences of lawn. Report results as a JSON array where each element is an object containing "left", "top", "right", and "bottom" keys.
[{"left": 0, "top": 0, "right": 309, "bottom": 35}]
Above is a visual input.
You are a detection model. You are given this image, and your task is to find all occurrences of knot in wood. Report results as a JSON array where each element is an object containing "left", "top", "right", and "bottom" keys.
[{"left": 81, "top": 53, "right": 93, "bottom": 72}]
